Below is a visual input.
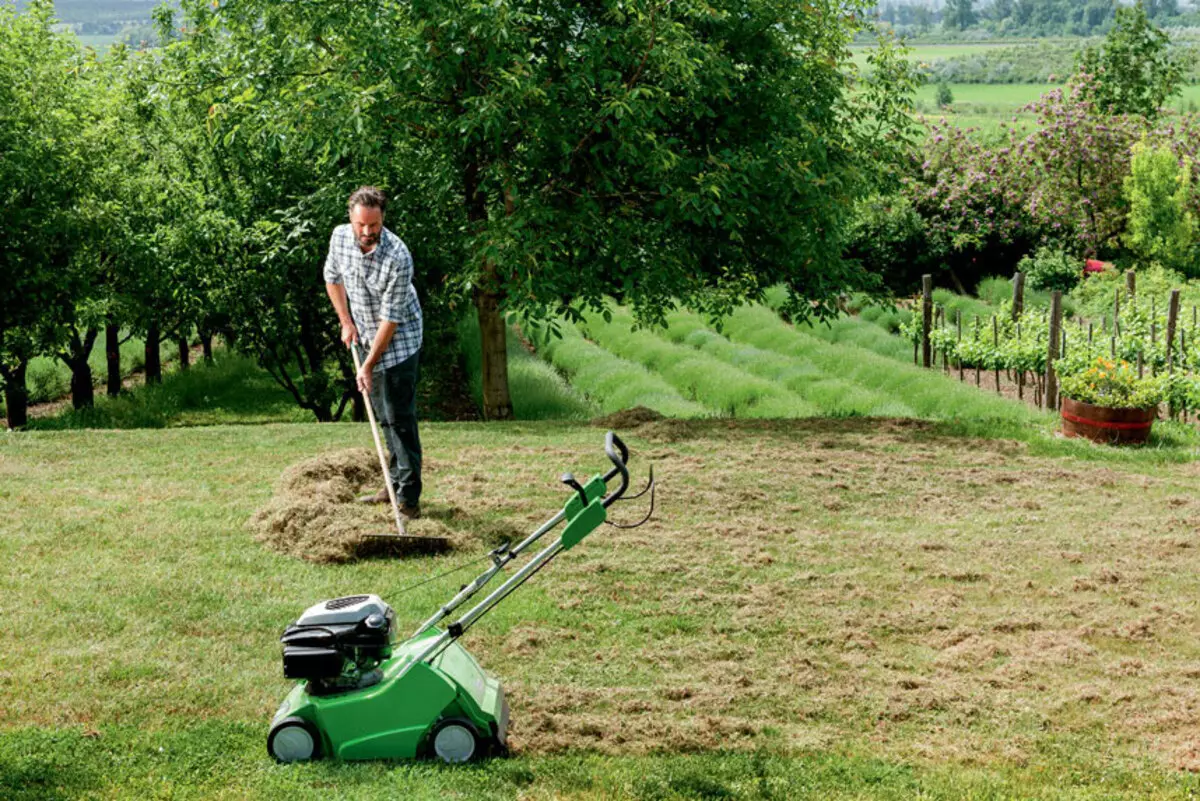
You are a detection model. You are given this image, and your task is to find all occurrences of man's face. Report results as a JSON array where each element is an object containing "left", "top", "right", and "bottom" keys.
[{"left": 349, "top": 204, "right": 383, "bottom": 251}]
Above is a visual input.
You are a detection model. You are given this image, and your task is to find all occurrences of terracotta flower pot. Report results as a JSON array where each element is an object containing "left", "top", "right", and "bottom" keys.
[{"left": 1061, "top": 396, "right": 1155, "bottom": 445}]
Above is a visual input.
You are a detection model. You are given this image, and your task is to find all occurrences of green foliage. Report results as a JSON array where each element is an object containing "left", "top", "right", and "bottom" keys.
[
  {"left": 1077, "top": 2, "right": 1186, "bottom": 116},
  {"left": 0, "top": 0, "right": 93, "bottom": 407},
  {"left": 1057, "top": 354, "right": 1165, "bottom": 408},
  {"left": 1019, "top": 247, "right": 1082, "bottom": 292},
  {"left": 844, "top": 195, "right": 944, "bottom": 293},
  {"left": 942, "top": 0, "right": 978, "bottom": 31},
  {"left": 1123, "top": 141, "right": 1199, "bottom": 275}
]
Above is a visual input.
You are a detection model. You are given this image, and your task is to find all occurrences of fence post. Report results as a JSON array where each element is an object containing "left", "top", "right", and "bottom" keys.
[
  {"left": 1167, "top": 289, "right": 1181, "bottom": 371},
  {"left": 1126, "top": 270, "right": 1137, "bottom": 305},
  {"left": 1011, "top": 271, "right": 1025, "bottom": 321},
  {"left": 922, "top": 275, "right": 933, "bottom": 369},
  {"left": 1045, "top": 291, "right": 1062, "bottom": 412},
  {"left": 993, "top": 316, "right": 1000, "bottom": 395}
]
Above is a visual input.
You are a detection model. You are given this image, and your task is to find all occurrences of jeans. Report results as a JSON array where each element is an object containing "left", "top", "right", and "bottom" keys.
[{"left": 368, "top": 349, "right": 422, "bottom": 507}]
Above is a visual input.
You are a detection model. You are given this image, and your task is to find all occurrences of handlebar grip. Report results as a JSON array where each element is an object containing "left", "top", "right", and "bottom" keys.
[{"left": 603, "top": 431, "right": 630, "bottom": 506}]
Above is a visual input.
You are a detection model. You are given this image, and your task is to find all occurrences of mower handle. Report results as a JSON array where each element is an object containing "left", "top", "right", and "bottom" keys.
[{"left": 601, "top": 431, "right": 630, "bottom": 507}]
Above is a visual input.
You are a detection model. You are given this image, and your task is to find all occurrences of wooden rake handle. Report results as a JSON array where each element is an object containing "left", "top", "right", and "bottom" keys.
[{"left": 352, "top": 342, "right": 407, "bottom": 537}]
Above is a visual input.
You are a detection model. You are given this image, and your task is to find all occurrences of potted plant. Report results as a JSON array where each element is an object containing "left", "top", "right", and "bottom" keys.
[{"left": 1057, "top": 356, "right": 1162, "bottom": 445}]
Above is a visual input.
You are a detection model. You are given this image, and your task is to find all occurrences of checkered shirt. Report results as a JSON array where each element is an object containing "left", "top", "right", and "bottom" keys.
[{"left": 323, "top": 224, "right": 423, "bottom": 371}]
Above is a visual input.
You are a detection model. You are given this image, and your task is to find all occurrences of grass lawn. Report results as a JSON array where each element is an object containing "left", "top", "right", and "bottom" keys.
[{"left": 6, "top": 418, "right": 1200, "bottom": 797}]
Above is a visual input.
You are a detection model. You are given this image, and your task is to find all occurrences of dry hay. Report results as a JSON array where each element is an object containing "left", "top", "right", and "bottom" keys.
[{"left": 248, "top": 448, "right": 466, "bottom": 563}]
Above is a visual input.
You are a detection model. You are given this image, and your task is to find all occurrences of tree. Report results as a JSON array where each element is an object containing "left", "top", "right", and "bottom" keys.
[
  {"left": 0, "top": 0, "right": 89, "bottom": 428},
  {"left": 1077, "top": 1, "right": 1185, "bottom": 117},
  {"left": 157, "top": 0, "right": 917, "bottom": 421},
  {"left": 1123, "top": 141, "right": 1198, "bottom": 275},
  {"left": 944, "top": 0, "right": 978, "bottom": 30}
]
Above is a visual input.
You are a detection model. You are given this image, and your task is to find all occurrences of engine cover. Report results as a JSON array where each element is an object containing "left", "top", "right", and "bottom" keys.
[{"left": 294, "top": 594, "right": 393, "bottom": 627}]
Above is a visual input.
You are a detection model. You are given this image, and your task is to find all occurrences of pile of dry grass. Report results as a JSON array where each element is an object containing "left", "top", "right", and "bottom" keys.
[{"left": 248, "top": 448, "right": 457, "bottom": 563}]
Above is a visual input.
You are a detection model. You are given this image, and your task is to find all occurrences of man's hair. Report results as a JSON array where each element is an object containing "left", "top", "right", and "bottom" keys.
[{"left": 348, "top": 186, "right": 387, "bottom": 214}]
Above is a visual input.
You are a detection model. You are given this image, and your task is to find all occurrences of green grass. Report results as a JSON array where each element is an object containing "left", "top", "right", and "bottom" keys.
[
  {"left": 536, "top": 321, "right": 711, "bottom": 418},
  {"left": 8, "top": 419, "right": 1200, "bottom": 796},
  {"left": 25, "top": 351, "right": 312, "bottom": 429},
  {"left": 457, "top": 315, "right": 597, "bottom": 421}
]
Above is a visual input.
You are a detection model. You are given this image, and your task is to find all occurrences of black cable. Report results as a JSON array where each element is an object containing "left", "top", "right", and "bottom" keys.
[
  {"left": 388, "top": 553, "right": 492, "bottom": 598},
  {"left": 426, "top": 547, "right": 562, "bottom": 662},
  {"left": 605, "top": 473, "right": 656, "bottom": 529}
]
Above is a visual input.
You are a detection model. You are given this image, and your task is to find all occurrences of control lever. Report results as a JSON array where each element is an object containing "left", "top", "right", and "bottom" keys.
[
  {"left": 489, "top": 540, "right": 511, "bottom": 567},
  {"left": 560, "top": 472, "right": 589, "bottom": 508}
]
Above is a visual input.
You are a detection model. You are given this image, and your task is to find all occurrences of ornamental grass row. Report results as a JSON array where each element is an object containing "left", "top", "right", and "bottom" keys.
[
  {"left": 535, "top": 322, "right": 710, "bottom": 418},
  {"left": 656, "top": 310, "right": 913, "bottom": 418},
  {"left": 577, "top": 309, "right": 819, "bottom": 419}
]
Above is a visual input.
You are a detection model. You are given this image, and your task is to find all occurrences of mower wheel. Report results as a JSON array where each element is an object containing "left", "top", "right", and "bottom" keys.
[
  {"left": 430, "top": 718, "right": 480, "bottom": 764},
  {"left": 268, "top": 716, "right": 322, "bottom": 763}
]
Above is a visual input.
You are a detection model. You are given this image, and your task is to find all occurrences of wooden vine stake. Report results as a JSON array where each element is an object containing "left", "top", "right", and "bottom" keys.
[
  {"left": 993, "top": 316, "right": 1001, "bottom": 395},
  {"left": 1045, "top": 291, "right": 1062, "bottom": 412},
  {"left": 1011, "top": 271, "right": 1025, "bottom": 321},
  {"left": 1167, "top": 289, "right": 1181, "bottom": 419},
  {"left": 957, "top": 310, "right": 963, "bottom": 381},
  {"left": 922, "top": 275, "right": 932, "bottom": 369}
]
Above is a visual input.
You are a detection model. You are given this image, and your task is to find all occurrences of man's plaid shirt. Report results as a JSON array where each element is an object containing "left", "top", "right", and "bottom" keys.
[{"left": 323, "top": 224, "right": 423, "bottom": 371}]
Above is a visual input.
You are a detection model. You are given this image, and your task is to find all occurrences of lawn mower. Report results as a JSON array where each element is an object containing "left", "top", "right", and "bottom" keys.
[{"left": 267, "top": 431, "right": 654, "bottom": 764}]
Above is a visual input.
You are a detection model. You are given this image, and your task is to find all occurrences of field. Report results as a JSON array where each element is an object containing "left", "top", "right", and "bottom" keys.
[{"left": 7, "top": 417, "right": 1200, "bottom": 798}]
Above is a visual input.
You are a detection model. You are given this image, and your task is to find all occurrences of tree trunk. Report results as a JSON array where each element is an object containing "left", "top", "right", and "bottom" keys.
[
  {"left": 2, "top": 359, "right": 29, "bottom": 430},
  {"left": 65, "top": 327, "right": 100, "bottom": 410},
  {"left": 475, "top": 287, "right": 513, "bottom": 420},
  {"left": 145, "top": 322, "right": 162, "bottom": 384},
  {"left": 70, "top": 358, "right": 95, "bottom": 409},
  {"left": 178, "top": 337, "right": 190, "bottom": 371},
  {"left": 106, "top": 322, "right": 121, "bottom": 397},
  {"left": 200, "top": 330, "right": 214, "bottom": 362}
]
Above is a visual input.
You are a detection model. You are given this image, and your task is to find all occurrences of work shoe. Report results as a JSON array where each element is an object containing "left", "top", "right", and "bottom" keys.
[
  {"left": 356, "top": 488, "right": 389, "bottom": 505},
  {"left": 399, "top": 504, "right": 421, "bottom": 520}
]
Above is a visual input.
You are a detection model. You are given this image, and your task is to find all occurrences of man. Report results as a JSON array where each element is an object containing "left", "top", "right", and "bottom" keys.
[{"left": 323, "top": 186, "right": 423, "bottom": 518}]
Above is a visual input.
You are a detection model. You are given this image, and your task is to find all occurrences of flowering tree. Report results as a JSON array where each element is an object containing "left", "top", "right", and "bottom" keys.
[{"left": 905, "top": 73, "right": 1152, "bottom": 274}]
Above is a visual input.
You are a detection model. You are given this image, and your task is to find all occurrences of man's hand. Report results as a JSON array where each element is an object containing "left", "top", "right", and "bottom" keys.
[
  {"left": 357, "top": 362, "right": 373, "bottom": 394},
  {"left": 341, "top": 321, "right": 359, "bottom": 348}
]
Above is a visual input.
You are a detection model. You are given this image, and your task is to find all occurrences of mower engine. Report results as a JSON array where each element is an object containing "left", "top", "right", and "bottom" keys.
[{"left": 280, "top": 594, "right": 396, "bottom": 693}]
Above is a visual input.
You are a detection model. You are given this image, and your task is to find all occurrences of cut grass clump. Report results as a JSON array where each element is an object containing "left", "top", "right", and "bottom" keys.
[
  {"left": 537, "top": 322, "right": 710, "bottom": 418},
  {"left": 457, "top": 314, "right": 597, "bottom": 421},
  {"left": 579, "top": 309, "right": 819, "bottom": 418},
  {"left": 657, "top": 309, "right": 913, "bottom": 417}
]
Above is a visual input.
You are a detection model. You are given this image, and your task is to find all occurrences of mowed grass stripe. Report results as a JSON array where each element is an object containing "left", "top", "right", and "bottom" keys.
[
  {"left": 721, "top": 304, "right": 1049, "bottom": 424},
  {"left": 578, "top": 309, "right": 820, "bottom": 418},
  {"left": 537, "top": 322, "right": 711, "bottom": 417},
  {"left": 655, "top": 309, "right": 915, "bottom": 417}
]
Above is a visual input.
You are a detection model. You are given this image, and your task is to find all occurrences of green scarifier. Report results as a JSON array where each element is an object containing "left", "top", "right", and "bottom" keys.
[{"left": 268, "top": 432, "right": 653, "bottom": 764}]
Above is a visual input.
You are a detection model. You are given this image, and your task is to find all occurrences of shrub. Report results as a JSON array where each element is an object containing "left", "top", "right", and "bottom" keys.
[
  {"left": 1018, "top": 247, "right": 1082, "bottom": 292},
  {"left": 935, "top": 80, "right": 954, "bottom": 108},
  {"left": 1058, "top": 355, "right": 1163, "bottom": 408}
]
